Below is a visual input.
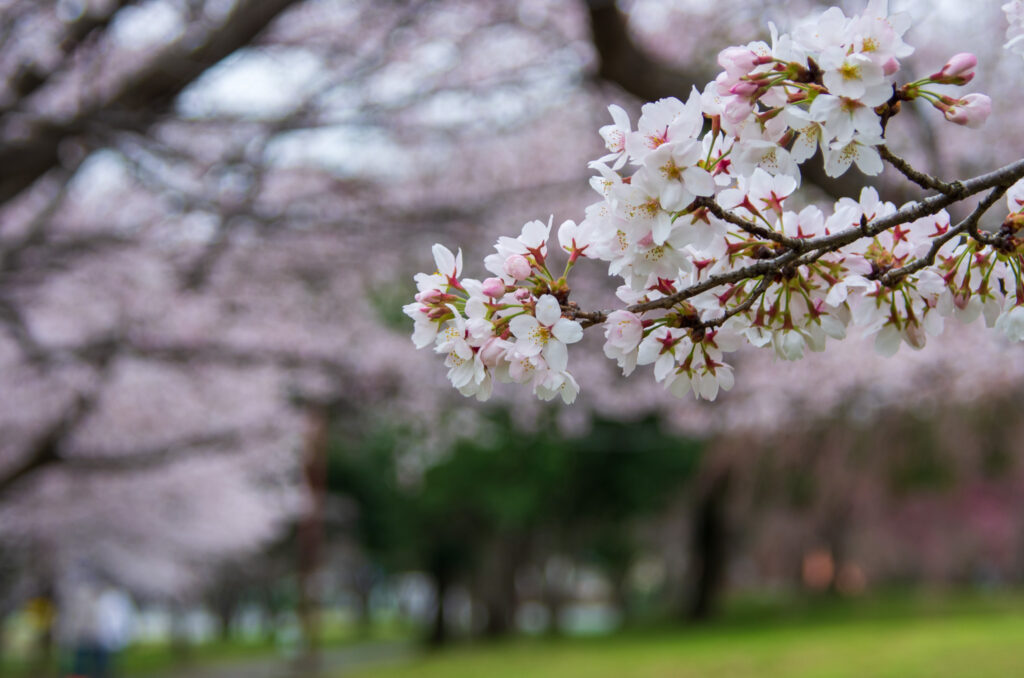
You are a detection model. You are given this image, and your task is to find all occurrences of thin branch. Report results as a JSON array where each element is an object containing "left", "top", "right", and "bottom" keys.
[
  {"left": 878, "top": 186, "right": 1009, "bottom": 285},
  {"left": 695, "top": 196, "right": 804, "bottom": 251},
  {"left": 879, "top": 145, "right": 959, "bottom": 195},
  {"left": 698, "top": 276, "right": 772, "bottom": 331}
]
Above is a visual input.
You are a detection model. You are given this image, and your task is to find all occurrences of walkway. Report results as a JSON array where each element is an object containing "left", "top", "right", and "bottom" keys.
[{"left": 152, "top": 640, "right": 415, "bottom": 678}]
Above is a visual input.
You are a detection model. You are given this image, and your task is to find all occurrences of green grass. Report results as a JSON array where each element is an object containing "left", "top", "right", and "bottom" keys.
[{"left": 347, "top": 596, "right": 1024, "bottom": 678}]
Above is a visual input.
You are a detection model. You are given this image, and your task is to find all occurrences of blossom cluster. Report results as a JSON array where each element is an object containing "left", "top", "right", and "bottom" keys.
[
  {"left": 404, "top": 228, "right": 585, "bottom": 403},
  {"left": 406, "top": 1, "right": 1024, "bottom": 404}
]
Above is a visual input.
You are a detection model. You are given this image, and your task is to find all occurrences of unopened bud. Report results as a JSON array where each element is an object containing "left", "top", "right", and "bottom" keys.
[
  {"left": 481, "top": 277, "right": 506, "bottom": 298},
  {"left": 415, "top": 289, "right": 443, "bottom": 304},
  {"left": 503, "top": 254, "right": 532, "bottom": 281},
  {"left": 931, "top": 52, "right": 977, "bottom": 84},
  {"left": 729, "top": 80, "right": 760, "bottom": 97},
  {"left": 944, "top": 93, "right": 991, "bottom": 129},
  {"left": 718, "top": 46, "right": 757, "bottom": 77}
]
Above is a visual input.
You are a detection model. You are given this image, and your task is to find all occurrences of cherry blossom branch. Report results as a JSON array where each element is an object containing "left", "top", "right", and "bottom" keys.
[
  {"left": 407, "top": 7, "right": 1024, "bottom": 405},
  {"left": 576, "top": 156, "right": 1024, "bottom": 323}
]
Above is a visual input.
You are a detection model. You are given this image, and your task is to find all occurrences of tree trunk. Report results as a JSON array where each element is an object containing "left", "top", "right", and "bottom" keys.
[
  {"left": 427, "top": 558, "right": 452, "bottom": 648},
  {"left": 296, "top": 406, "right": 328, "bottom": 671},
  {"left": 479, "top": 537, "right": 521, "bottom": 638},
  {"left": 685, "top": 470, "right": 731, "bottom": 622}
]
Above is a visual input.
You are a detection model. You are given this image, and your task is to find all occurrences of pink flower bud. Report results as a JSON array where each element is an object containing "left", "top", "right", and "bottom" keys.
[
  {"left": 728, "top": 80, "right": 760, "bottom": 97},
  {"left": 717, "top": 46, "right": 757, "bottom": 77},
  {"left": 503, "top": 254, "right": 532, "bottom": 281},
  {"left": 481, "top": 277, "right": 506, "bottom": 298},
  {"left": 933, "top": 52, "right": 977, "bottom": 82},
  {"left": 415, "top": 289, "right": 443, "bottom": 304},
  {"left": 944, "top": 93, "right": 991, "bottom": 129},
  {"left": 514, "top": 288, "right": 532, "bottom": 302},
  {"left": 882, "top": 57, "right": 901, "bottom": 76}
]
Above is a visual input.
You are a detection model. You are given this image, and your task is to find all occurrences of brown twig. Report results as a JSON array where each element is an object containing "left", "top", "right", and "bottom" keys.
[
  {"left": 695, "top": 197, "right": 805, "bottom": 251},
  {"left": 879, "top": 145, "right": 962, "bottom": 195},
  {"left": 697, "top": 276, "right": 772, "bottom": 331}
]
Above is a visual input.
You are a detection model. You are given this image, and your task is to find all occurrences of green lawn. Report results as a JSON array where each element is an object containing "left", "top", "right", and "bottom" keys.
[{"left": 347, "top": 605, "right": 1024, "bottom": 678}]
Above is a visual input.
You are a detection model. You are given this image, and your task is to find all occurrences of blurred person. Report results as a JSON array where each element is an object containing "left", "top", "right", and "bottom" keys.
[{"left": 61, "top": 578, "right": 135, "bottom": 678}]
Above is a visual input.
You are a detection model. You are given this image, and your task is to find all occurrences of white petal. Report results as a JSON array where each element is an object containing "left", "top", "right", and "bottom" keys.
[
  {"left": 609, "top": 104, "right": 630, "bottom": 130},
  {"left": 698, "top": 373, "right": 720, "bottom": 400},
  {"left": 544, "top": 340, "right": 569, "bottom": 372},
  {"left": 558, "top": 373, "right": 580, "bottom": 404},
  {"left": 432, "top": 244, "right": 455, "bottom": 275},
  {"left": 683, "top": 166, "right": 715, "bottom": 196},
  {"left": 552, "top": 318, "right": 583, "bottom": 344},
  {"left": 509, "top": 315, "right": 539, "bottom": 341},
  {"left": 873, "top": 325, "right": 902, "bottom": 356},
  {"left": 535, "top": 295, "right": 562, "bottom": 326},
  {"left": 637, "top": 338, "right": 661, "bottom": 365},
  {"left": 455, "top": 341, "right": 473, "bottom": 360},
  {"left": 854, "top": 146, "right": 883, "bottom": 176},
  {"left": 654, "top": 353, "right": 675, "bottom": 381}
]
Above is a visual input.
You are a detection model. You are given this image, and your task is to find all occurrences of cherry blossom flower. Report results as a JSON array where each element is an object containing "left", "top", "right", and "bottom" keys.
[
  {"left": 603, "top": 310, "right": 644, "bottom": 375},
  {"left": 598, "top": 104, "right": 632, "bottom": 170},
  {"left": 509, "top": 295, "right": 583, "bottom": 373},
  {"left": 943, "top": 94, "right": 992, "bottom": 129}
]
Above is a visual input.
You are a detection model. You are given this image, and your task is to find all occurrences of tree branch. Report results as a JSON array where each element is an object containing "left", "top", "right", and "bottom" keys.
[
  {"left": 0, "top": 0, "right": 301, "bottom": 203},
  {"left": 1, "top": 1, "right": 136, "bottom": 115},
  {"left": 0, "top": 392, "right": 98, "bottom": 500}
]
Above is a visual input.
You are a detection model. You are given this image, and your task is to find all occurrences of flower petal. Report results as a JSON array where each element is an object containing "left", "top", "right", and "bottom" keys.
[
  {"left": 552, "top": 318, "right": 583, "bottom": 344},
  {"left": 535, "top": 295, "right": 562, "bottom": 326},
  {"left": 432, "top": 244, "right": 455, "bottom": 275},
  {"left": 544, "top": 339, "right": 568, "bottom": 372}
]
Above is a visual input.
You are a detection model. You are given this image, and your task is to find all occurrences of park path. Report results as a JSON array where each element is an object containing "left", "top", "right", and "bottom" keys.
[{"left": 149, "top": 640, "right": 416, "bottom": 678}]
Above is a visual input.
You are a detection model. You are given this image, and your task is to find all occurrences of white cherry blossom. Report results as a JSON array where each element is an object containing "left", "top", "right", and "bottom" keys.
[{"left": 509, "top": 295, "right": 583, "bottom": 373}]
